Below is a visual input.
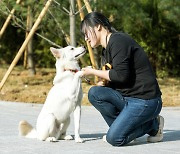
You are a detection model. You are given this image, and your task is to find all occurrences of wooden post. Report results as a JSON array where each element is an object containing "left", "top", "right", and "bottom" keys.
[
  {"left": 77, "top": 0, "right": 97, "bottom": 69},
  {"left": 77, "top": 0, "right": 98, "bottom": 83},
  {"left": 83, "top": 0, "right": 92, "bottom": 12},
  {"left": 77, "top": 0, "right": 85, "bottom": 19},
  {"left": 0, "top": 0, "right": 53, "bottom": 91},
  {"left": 0, "top": 0, "right": 22, "bottom": 39}
]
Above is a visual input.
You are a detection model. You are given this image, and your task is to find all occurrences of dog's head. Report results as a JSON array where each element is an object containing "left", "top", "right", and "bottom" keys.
[{"left": 50, "top": 46, "right": 86, "bottom": 60}]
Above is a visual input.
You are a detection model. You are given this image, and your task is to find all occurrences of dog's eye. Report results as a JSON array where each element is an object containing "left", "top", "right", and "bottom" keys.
[{"left": 70, "top": 48, "right": 74, "bottom": 50}]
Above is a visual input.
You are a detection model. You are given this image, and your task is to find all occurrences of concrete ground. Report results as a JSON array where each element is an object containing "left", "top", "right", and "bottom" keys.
[{"left": 0, "top": 101, "right": 180, "bottom": 154}]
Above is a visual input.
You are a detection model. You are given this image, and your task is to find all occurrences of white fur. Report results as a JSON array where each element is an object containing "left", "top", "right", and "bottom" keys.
[{"left": 19, "top": 46, "right": 86, "bottom": 143}]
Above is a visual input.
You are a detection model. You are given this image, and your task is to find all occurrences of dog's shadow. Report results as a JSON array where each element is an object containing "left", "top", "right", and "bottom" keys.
[{"left": 80, "top": 133, "right": 106, "bottom": 142}]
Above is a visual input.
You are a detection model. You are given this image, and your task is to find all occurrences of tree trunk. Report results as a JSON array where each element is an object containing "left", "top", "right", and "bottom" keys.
[
  {"left": 69, "top": 0, "right": 76, "bottom": 46},
  {"left": 26, "top": 5, "right": 36, "bottom": 75}
]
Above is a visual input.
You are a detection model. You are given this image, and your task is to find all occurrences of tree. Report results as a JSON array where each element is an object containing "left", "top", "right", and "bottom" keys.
[{"left": 0, "top": 0, "right": 179, "bottom": 77}]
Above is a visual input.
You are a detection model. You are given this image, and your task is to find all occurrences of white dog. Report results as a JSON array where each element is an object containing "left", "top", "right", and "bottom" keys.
[{"left": 18, "top": 46, "right": 86, "bottom": 143}]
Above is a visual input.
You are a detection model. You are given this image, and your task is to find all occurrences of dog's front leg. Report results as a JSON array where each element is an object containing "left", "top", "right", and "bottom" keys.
[
  {"left": 74, "top": 105, "right": 83, "bottom": 143},
  {"left": 70, "top": 71, "right": 83, "bottom": 96}
]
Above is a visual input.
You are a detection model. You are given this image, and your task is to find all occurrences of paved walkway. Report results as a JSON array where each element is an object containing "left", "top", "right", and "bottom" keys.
[{"left": 0, "top": 101, "right": 180, "bottom": 154}]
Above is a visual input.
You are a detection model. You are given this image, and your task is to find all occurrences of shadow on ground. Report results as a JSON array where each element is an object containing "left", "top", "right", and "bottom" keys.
[{"left": 81, "top": 130, "right": 180, "bottom": 146}]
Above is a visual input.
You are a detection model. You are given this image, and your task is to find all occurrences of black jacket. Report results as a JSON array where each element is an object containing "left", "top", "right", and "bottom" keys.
[{"left": 102, "top": 32, "right": 162, "bottom": 99}]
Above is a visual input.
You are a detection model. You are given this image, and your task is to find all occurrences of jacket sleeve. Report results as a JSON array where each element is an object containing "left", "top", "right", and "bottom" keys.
[{"left": 109, "top": 36, "right": 131, "bottom": 83}]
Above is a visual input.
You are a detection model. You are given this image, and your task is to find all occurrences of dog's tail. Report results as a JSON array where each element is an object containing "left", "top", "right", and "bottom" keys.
[{"left": 18, "top": 120, "right": 37, "bottom": 139}]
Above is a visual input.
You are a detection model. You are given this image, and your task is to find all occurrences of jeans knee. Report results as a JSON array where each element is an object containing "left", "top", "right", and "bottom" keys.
[
  {"left": 106, "top": 132, "right": 118, "bottom": 146},
  {"left": 88, "top": 86, "right": 100, "bottom": 105},
  {"left": 106, "top": 132, "right": 125, "bottom": 146}
]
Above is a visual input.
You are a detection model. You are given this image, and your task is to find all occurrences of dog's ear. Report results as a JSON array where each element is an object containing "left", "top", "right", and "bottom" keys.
[{"left": 50, "top": 47, "right": 61, "bottom": 58}]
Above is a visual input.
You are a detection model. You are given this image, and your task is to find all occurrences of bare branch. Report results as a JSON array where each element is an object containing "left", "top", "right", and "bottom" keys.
[{"left": 53, "top": 0, "right": 70, "bottom": 14}]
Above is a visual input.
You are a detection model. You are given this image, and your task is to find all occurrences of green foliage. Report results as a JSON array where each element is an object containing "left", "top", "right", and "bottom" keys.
[
  {"left": 94, "top": 0, "right": 180, "bottom": 77},
  {"left": 0, "top": 0, "right": 179, "bottom": 77}
]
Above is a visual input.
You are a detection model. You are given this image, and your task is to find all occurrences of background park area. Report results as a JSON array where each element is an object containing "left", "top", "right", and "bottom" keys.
[{"left": 0, "top": 0, "right": 179, "bottom": 106}]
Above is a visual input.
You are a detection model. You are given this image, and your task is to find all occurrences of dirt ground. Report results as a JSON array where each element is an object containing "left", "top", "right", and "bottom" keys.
[{"left": 0, "top": 66, "right": 180, "bottom": 106}]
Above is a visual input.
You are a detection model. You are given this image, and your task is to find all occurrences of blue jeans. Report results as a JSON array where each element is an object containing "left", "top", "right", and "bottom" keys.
[{"left": 88, "top": 86, "right": 162, "bottom": 146}]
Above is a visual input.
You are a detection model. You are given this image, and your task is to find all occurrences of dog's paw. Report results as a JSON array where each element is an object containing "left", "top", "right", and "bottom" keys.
[
  {"left": 103, "top": 135, "right": 107, "bottom": 142},
  {"left": 75, "top": 71, "right": 83, "bottom": 77},
  {"left": 46, "top": 137, "right": 58, "bottom": 142},
  {"left": 64, "top": 135, "right": 73, "bottom": 140},
  {"left": 75, "top": 137, "right": 84, "bottom": 143}
]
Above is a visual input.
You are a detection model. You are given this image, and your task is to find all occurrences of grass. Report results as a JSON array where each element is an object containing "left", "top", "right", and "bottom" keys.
[{"left": 0, "top": 66, "right": 180, "bottom": 106}]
